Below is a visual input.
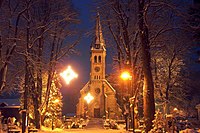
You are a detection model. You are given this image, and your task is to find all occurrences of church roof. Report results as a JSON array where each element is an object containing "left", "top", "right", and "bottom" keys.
[
  {"left": 80, "top": 81, "right": 90, "bottom": 94},
  {"left": 103, "top": 79, "right": 116, "bottom": 93},
  {"left": 80, "top": 80, "right": 116, "bottom": 95}
]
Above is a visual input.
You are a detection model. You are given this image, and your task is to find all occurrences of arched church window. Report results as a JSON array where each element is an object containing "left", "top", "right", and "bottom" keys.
[
  {"left": 94, "top": 56, "right": 97, "bottom": 63},
  {"left": 98, "top": 56, "right": 101, "bottom": 63}
]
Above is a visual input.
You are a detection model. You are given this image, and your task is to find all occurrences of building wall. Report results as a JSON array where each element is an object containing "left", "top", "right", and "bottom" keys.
[{"left": 76, "top": 80, "right": 121, "bottom": 119}]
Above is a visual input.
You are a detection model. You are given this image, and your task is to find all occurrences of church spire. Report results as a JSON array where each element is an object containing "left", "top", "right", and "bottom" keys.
[{"left": 94, "top": 12, "right": 105, "bottom": 49}]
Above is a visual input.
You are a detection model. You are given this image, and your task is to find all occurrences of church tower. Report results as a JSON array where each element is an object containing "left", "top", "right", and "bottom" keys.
[
  {"left": 90, "top": 13, "right": 106, "bottom": 81},
  {"left": 76, "top": 13, "right": 121, "bottom": 119}
]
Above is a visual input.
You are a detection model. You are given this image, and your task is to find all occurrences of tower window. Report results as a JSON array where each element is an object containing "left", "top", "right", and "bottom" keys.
[
  {"left": 95, "top": 44, "right": 100, "bottom": 49},
  {"left": 98, "top": 56, "right": 101, "bottom": 63},
  {"left": 94, "top": 56, "right": 97, "bottom": 63}
]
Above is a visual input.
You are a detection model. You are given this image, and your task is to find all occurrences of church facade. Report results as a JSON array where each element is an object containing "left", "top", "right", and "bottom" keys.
[{"left": 76, "top": 14, "right": 121, "bottom": 119}]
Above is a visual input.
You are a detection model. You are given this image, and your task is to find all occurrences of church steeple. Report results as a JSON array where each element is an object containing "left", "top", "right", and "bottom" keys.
[
  {"left": 90, "top": 13, "right": 106, "bottom": 81},
  {"left": 93, "top": 13, "right": 105, "bottom": 49},
  {"left": 76, "top": 12, "right": 121, "bottom": 119}
]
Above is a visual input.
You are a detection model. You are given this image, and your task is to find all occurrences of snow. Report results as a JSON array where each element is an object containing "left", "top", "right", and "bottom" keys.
[
  {"left": 34, "top": 126, "right": 127, "bottom": 133},
  {"left": 37, "top": 128, "right": 127, "bottom": 133},
  {"left": 180, "top": 128, "right": 199, "bottom": 133}
]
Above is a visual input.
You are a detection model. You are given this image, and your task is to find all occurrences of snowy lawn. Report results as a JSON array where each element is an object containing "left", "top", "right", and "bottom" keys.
[
  {"left": 180, "top": 128, "right": 200, "bottom": 133},
  {"left": 37, "top": 126, "right": 127, "bottom": 133},
  {"left": 38, "top": 129, "right": 127, "bottom": 133}
]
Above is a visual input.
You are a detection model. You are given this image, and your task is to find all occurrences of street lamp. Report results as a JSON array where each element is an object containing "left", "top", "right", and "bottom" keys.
[
  {"left": 84, "top": 93, "right": 94, "bottom": 118},
  {"left": 60, "top": 66, "right": 78, "bottom": 85},
  {"left": 120, "top": 71, "right": 135, "bottom": 132},
  {"left": 121, "top": 71, "right": 132, "bottom": 81}
]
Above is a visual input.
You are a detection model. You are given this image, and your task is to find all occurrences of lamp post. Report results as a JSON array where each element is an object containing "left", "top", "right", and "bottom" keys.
[
  {"left": 120, "top": 71, "right": 135, "bottom": 132},
  {"left": 84, "top": 93, "right": 94, "bottom": 118}
]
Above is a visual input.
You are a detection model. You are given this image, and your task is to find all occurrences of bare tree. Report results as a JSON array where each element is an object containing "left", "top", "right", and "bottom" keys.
[
  {"left": 0, "top": 0, "right": 26, "bottom": 94},
  {"left": 97, "top": 0, "right": 192, "bottom": 132},
  {"left": 0, "top": 0, "right": 79, "bottom": 131}
]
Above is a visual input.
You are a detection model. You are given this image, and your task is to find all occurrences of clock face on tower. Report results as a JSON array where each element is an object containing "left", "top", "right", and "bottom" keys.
[{"left": 94, "top": 66, "right": 100, "bottom": 72}]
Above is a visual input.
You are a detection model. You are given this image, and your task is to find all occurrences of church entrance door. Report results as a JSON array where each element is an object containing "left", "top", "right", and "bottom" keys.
[{"left": 94, "top": 108, "right": 100, "bottom": 118}]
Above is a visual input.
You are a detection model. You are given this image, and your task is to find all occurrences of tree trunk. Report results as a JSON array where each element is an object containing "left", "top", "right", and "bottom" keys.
[
  {"left": 0, "top": 65, "right": 7, "bottom": 92},
  {"left": 138, "top": 0, "right": 155, "bottom": 132},
  {"left": 40, "top": 31, "right": 56, "bottom": 123},
  {"left": 0, "top": 44, "right": 16, "bottom": 93},
  {"left": 37, "top": 36, "right": 43, "bottom": 105},
  {"left": 33, "top": 97, "right": 41, "bottom": 129},
  {"left": 22, "top": 13, "right": 31, "bottom": 132},
  {"left": 22, "top": 61, "right": 29, "bottom": 133},
  {"left": 165, "top": 83, "right": 170, "bottom": 115}
]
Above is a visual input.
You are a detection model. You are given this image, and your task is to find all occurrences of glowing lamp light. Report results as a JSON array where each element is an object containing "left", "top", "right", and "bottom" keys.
[
  {"left": 60, "top": 66, "right": 78, "bottom": 85},
  {"left": 120, "top": 71, "right": 132, "bottom": 80},
  {"left": 54, "top": 99, "right": 59, "bottom": 103},
  {"left": 173, "top": 108, "right": 178, "bottom": 111},
  {"left": 84, "top": 93, "right": 94, "bottom": 104}
]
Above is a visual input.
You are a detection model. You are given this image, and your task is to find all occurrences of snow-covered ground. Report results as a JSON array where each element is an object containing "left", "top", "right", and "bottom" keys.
[
  {"left": 38, "top": 129, "right": 127, "bottom": 133},
  {"left": 1, "top": 126, "right": 200, "bottom": 133},
  {"left": 180, "top": 128, "right": 200, "bottom": 133}
]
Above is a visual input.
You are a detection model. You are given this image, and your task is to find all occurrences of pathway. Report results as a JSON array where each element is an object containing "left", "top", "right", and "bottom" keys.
[{"left": 85, "top": 118, "right": 104, "bottom": 129}]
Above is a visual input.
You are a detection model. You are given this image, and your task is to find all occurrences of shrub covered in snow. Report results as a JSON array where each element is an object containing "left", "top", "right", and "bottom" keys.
[
  {"left": 149, "top": 110, "right": 166, "bottom": 133},
  {"left": 179, "top": 128, "right": 197, "bottom": 133}
]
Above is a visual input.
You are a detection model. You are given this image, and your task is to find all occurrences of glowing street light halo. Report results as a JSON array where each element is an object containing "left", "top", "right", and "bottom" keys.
[
  {"left": 60, "top": 66, "right": 78, "bottom": 85},
  {"left": 120, "top": 71, "right": 132, "bottom": 81},
  {"left": 84, "top": 93, "right": 94, "bottom": 104},
  {"left": 53, "top": 99, "right": 59, "bottom": 103}
]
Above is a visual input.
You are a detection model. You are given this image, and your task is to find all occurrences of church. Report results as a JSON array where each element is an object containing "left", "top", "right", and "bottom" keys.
[{"left": 76, "top": 14, "right": 121, "bottom": 119}]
